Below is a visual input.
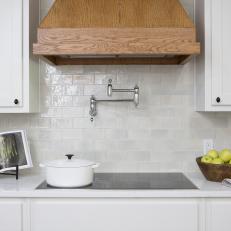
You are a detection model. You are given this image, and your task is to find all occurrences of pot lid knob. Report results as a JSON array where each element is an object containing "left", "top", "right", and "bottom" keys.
[{"left": 65, "top": 154, "right": 74, "bottom": 160}]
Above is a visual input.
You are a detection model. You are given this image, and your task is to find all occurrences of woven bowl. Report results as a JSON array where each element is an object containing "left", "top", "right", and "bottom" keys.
[{"left": 196, "top": 157, "right": 231, "bottom": 182}]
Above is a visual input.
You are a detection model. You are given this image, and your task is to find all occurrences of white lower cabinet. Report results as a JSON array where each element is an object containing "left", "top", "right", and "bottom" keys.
[
  {"left": 206, "top": 199, "right": 231, "bottom": 231},
  {"left": 0, "top": 199, "right": 23, "bottom": 231},
  {"left": 2, "top": 198, "right": 230, "bottom": 231},
  {"left": 30, "top": 199, "right": 199, "bottom": 231}
]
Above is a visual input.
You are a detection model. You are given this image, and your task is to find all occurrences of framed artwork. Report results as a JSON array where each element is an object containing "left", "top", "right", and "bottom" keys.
[{"left": 0, "top": 130, "right": 32, "bottom": 172}]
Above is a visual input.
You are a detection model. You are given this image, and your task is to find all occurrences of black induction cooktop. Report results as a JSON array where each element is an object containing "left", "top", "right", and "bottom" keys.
[{"left": 36, "top": 173, "right": 198, "bottom": 190}]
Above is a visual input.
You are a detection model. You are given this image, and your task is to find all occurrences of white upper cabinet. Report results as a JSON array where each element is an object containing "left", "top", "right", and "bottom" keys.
[
  {"left": 195, "top": 0, "right": 231, "bottom": 111},
  {"left": 0, "top": 0, "right": 39, "bottom": 113},
  {"left": 211, "top": 0, "right": 231, "bottom": 106},
  {"left": 0, "top": 0, "right": 22, "bottom": 108}
]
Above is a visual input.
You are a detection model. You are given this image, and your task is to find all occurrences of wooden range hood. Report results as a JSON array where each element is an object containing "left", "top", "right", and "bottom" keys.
[{"left": 33, "top": 0, "right": 200, "bottom": 65}]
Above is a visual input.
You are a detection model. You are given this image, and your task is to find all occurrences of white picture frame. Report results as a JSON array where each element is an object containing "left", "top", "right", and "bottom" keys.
[{"left": 0, "top": 130, "right": 33, "bottom": 173}]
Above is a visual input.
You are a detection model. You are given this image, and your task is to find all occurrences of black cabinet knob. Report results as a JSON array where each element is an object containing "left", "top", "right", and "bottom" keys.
[
  {"left": 216, "top": 97, "right": 221, "bottom": 103},
  {"left": 65, "top": 154, "right": 74, "bottom": 160},
  {"left": 14, "top": 99, "right": 19, "bottom": 105}
]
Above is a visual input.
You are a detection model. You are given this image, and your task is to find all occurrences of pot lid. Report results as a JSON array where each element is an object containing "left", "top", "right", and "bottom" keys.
[{"left": 43, "top": 154, "right": 97, "bottom": 168}]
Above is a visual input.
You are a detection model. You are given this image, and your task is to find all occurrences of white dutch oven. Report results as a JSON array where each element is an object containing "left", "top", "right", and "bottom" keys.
[{"left": 40, "top": 154, "right": 99, "bottom": 188}]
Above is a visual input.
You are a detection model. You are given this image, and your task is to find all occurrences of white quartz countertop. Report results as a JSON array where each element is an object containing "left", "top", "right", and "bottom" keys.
[{"left": 0, "top": 172, "right": 231, "bottom": 198}]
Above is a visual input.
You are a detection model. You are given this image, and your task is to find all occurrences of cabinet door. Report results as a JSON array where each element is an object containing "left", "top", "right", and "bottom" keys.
[
  {"left": 0, "top": 200, "right": 23, "bottom": 231},
  {"left": 0, "top": 0, "right": 22, "bottom": 107},
  {"left": 211, "top": 0, "right": 231, "bottom": 106},
  {"left": 207, "top": 199, "right": 231, "bottom": 231},
  {"left": 31, "top": 199, "right": 198, "bottom": 231}
]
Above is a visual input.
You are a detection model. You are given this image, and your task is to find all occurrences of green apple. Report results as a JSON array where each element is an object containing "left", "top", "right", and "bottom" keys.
[
  {"left": 201, "top": 155, "right": 213, "bottom": 164},
  {"left": 229, "top": 160, "right": 231, "bottom": 164},
  {"left": 219, "top": 149, "right": 231, "bottom": 162},
  {"left": 207, "top": 149, "right": 219, "bottom": 159},
  {"left": 212, "top": 158, "right": 224, "bottom": 165}
]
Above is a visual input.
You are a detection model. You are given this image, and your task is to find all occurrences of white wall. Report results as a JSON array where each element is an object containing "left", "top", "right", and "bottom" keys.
[{"left": 1, "top": 0, "right": 231, "bottom": 173}]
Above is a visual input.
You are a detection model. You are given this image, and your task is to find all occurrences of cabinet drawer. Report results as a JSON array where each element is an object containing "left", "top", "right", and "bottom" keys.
[
  {"left": 207, "top": 199, "right": 231, "bottom": 231},
  {"left": 0, "top": 200, "right": 23, "bottom": 231},
  {"left": 31, "top": 198, "right": 198, "bottom": 231}
]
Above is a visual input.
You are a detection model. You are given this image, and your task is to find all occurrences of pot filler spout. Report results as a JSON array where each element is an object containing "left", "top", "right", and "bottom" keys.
[{"left": 89, "top": 79, "right": 139, "bottom": 122}]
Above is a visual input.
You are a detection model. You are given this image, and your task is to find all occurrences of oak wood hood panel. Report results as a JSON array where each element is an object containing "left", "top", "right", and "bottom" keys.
[
  {"left": 33, "top": 0, "right": 200, "bottom": 65},
  {"left": 39, "top": 0, "right": 194, "bottom": 28}
]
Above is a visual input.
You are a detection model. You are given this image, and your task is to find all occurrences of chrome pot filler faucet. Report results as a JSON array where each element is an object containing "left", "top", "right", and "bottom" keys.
[{"left": 89, "top": 79, "right": 140, "bottom": 121}]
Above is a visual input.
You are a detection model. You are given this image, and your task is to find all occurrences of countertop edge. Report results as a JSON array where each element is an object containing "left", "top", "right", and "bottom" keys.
[{"left": 0, "top": 172, "right": 231, "bottom": 198}]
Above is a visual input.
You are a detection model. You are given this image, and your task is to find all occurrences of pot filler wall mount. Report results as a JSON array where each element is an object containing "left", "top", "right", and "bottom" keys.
[{"left": 89, "top": 79, "right": 139, "bottom": 122}]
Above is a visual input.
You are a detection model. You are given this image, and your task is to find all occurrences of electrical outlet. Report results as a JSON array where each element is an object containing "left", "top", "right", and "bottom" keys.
[{"left": 203, "top": 139, "right": 214, "bottom": 154}]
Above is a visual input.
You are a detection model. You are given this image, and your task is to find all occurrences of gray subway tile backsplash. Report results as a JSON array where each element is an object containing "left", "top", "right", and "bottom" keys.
[{"left": 0, "top": 0, "right": 229, "bottom": 173}]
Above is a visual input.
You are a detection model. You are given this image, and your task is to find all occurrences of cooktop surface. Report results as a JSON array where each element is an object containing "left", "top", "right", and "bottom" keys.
[{"left": 36, "top": 173, "right": 198, "bottom": 190}]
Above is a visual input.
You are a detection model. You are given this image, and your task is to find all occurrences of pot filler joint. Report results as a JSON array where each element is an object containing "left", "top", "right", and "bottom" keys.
[{"left": 89, "top": 79, "right": 140, "bottom": 122}]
